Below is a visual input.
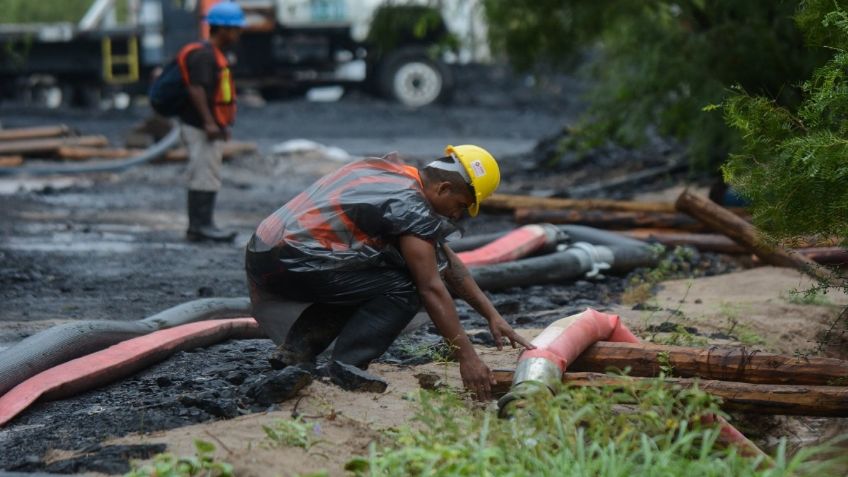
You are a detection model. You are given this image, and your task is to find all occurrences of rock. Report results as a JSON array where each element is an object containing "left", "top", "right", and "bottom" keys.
[
  {"left": 414, "top": 372, "right": 443, "bottom": 390},
  {"left": 469, "top": 331, "right": 496, "bottom": 347},
  {"left": 327, "top": 360, "right": 388, "bottom": 393},
  {"left": 243, "top": 367, "right": 313, "bottom": 405},
  {"left": 179, "top": 391, "right": 239, "bottom": 419}
]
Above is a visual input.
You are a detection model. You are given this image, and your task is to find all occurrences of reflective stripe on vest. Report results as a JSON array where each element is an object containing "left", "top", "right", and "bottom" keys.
[{"left": 256, "top": 160, "right": 423, "bottom": 251}]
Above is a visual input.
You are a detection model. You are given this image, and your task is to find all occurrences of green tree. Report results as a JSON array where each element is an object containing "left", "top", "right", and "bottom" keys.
[
  {"left": 483, "top": 0, "right": 833, "bottom": 169},
  {"left": 722, "top": 0, "right": 848, "bottom": 241}
]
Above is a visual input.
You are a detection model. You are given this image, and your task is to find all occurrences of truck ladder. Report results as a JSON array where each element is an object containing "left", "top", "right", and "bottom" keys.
[{"left": 101, "top": 36, "right": 139, "bottom": 84}]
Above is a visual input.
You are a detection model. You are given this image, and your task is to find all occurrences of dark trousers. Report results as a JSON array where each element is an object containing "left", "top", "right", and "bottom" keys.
[{"left": 246, "top": 248, "right": 420, "bottom": 369}]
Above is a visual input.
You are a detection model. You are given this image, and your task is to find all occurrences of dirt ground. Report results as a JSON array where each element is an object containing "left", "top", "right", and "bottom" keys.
[{"left": 1, "top": 66, "right": 846, "bottom": 475}]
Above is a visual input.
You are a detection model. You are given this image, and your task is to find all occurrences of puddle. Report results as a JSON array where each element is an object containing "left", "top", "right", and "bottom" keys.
[{"left": 0, "top": 177, "right": 93, "bottom": 195}]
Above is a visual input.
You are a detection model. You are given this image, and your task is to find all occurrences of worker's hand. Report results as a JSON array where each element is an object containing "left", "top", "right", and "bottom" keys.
[
  {"left": 459, "top": 354, "right": 495, "bottom": 401},
  {"left": 203, "top": 122, "right": 225, "bottom": 141},
  {"left": 488, "top": 314, "right": 536, "bottom": 351}
]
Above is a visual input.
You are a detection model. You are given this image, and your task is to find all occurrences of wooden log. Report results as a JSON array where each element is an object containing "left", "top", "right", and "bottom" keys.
[
  {"left": 624, "top": 230, "right": 747, "bottom": 253},
  {"left": 0, "top": 136, "right": 109, "bottom": 156},
  {"left": 485, "top": 193, "right": 677, "bottom": 213},
  {"left": 799, "top": 247, "right": 848, "bottom": 265},
  {"left": 675, "top": 190, "right": 839, "bottom": 283},
  {"left": 490, "top": 370, "right": 848, "bottom": 416},
  {"left": 568, "top": 341, "right": 848, "bottom": 386},
  {"left": 0, "top": 155, "right": 23, "bottom": 167},
  {"left": 623, "top": 230, "right": 847, "bottom": 264},
  {"left": 0, "top": 125, "right": 70, "bottom": 142},
  {"left": 57, "top": 146, "right": 143, "bottom": 160},
  {"left": 158, "top": 141, "right": 258, "bottom": 162},
  {"left": 515, "top": 208, "right": 708, "bottom": 232}
]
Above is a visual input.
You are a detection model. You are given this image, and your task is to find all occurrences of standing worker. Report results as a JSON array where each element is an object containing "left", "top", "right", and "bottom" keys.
[
  {"left": 178, "top": 1, "right": 244, "bottom": 242},
  {"left": 245, "top": 146, "right": 535, "bottom": 400}
]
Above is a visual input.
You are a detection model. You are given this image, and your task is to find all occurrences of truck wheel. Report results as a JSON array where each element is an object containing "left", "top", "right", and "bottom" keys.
[{"left": 378, "top": 46, "right": 452, "bottom": 107}]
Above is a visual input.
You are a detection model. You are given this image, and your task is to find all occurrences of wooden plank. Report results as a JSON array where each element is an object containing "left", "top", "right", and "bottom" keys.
[
  {"left": 158, "top": 141, "right": 258, "bottom": 162},
  {"left": 57, "top": 146, "right": 143, "bottom": 160},
  {"left": 484, "top": 193, "right": 678, "bottom": 213},
  {"left": 568, "top": 341, "right": 848, "bottom": 386},
  {"left": 515, "top": 208, "right": 708, "bottom": 232},
  {"left": 0, "top": 136, "right": 109, "bottom": 156},
  {"left": 491, "top": 370, "right": 848, "bottom": 416},
  {"left": 0, "top": 155, "right": 23, "bottom": 167},
  {"left": 0, "top": 125, "right": 70, "bottom": 142}
]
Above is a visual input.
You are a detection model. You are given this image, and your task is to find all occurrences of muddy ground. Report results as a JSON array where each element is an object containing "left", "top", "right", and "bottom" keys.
[{"left": 0, "top": 66, "right": 845, "bottom": 475}]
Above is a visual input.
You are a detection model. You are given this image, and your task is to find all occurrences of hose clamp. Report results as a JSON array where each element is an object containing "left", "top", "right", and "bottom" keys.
[{"left": 565, "top": 242, "right": 611, "bottom": 278}]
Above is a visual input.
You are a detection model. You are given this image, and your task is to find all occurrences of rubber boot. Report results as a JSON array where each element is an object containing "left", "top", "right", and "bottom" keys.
[{"left": 186, "top": 190, "right": 237, "bottom": 243}]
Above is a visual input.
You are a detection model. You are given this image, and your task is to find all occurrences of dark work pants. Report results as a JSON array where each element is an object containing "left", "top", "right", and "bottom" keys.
[{"left": 247, "top": 249, "right": 420, "bottom": 369}]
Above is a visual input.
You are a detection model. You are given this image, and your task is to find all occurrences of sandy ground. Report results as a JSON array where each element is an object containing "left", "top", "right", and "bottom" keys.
[{"left": 104, "top": 266, "right": 848, "bottom": 477}]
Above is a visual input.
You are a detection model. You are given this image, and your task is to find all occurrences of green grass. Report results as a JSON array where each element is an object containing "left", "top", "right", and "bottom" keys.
[
  {"left": 125, "top": 439, "right": 233, "bottom": 477},
  {"left": 347, "top": 381, "right": 847, "bottom": 476}
]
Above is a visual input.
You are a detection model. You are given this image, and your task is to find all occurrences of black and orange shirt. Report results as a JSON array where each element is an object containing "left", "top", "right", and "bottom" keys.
[{"left": 249, "top": 154, "right": 455, "bottom": 273}]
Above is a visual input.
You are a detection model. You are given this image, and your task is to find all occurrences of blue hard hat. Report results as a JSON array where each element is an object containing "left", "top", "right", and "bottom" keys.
[{"left": 206, "top": 1, "right": 246, "bottom": 27}]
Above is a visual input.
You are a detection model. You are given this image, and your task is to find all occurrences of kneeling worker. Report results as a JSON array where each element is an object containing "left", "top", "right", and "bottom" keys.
[{"left": 245, "top": 145, "right": 533, "bottom": 400}]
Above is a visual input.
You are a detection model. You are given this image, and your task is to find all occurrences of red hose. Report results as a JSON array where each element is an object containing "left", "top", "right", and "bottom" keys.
[
  {"left": 510, "top": 308, "right": 767, "bottom": 459},
  {"left": 0, "top": 318, "right": 260, "bottom": 427},
  {"left": 457, "top": 224, "right": 556, "bottom": 268}
]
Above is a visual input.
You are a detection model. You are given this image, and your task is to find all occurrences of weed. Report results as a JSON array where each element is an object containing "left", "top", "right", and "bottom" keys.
[
  {"left": 785, "top": 289, "right": 833, "bottom": 306},
  {"left": 396, "top": 338, "right": 457, "bottom": 364},
  {"left": 263, "top": 416, "right": 322, "bottom": 451},
  {"left": 657, "top": 351, "right": 674, "bottom": 375},
  {"left": 720, "top": 303, "right": 765, "bottom": 346},
  {"left": 124, "top": 439, "right": 232, "bottom": 477},
  {"left": 347, "top": 383, "right": 847, "bottom": 476}
]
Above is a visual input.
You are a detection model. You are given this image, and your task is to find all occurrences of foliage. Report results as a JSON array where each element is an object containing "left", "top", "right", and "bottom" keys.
[
  {"left": 347, "top": 385, "right": 845, "bottom": 476},
  {"left": 721, "top": 2, "right": 848, "bottom": 240},
  {"left": 483, "top": 0, "right": 834, "bottom": 170},
  {"left": 124, "top": 439, "right": 233, "bottom": 477},
  {"left": 1, "top": 0, "right": 101, "bottom": 23},
  {"left": 263, "top": 416, "right": 323, "bottom": 451}
]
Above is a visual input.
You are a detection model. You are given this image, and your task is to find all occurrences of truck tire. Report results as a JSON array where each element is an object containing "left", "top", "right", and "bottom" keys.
[{"left": 377, "top": 46, "right": 452, "bottom": 107}]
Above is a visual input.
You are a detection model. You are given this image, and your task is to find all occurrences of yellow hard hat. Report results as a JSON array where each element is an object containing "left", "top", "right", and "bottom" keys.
[{"left": 445, "top": 144, "right": 500, "bottom": 217}]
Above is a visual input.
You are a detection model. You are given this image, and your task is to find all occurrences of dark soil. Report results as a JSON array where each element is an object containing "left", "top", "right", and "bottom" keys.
[{"left": 0, "top": 64, "right": 727, "bottom": 473}]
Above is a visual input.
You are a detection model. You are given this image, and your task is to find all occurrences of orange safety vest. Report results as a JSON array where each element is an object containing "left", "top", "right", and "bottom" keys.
[
  {"left": 256, "top": 157, "right": 425, "bottom": 253},
  {"left": 177, "top": 42, "right": 236, "bottom": 127}
]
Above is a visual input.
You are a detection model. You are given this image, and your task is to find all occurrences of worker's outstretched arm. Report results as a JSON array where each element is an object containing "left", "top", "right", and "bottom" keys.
[
  {"left": 400, "top": 234, "right": 494, "bottom": 401},
  {"left": 442, "top": 244, "right": 535, "bottom": 351},
  {"left": 186, "top": 84, "right": 225, "bottom": 140}
]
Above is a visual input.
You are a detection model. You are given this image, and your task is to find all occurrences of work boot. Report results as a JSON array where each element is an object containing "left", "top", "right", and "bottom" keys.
[
  {"left": 186, "top": 190, "right": 237, "bottom": 243},
  {"left": 323, "top": 360, "right": 388, "bottom": 393}
]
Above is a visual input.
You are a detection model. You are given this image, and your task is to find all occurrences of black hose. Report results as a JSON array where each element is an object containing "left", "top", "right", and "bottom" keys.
[
  {"left": 557, "top": 225, "right": 650, "bottom": 248},
  {"left": 0, "top": 297, "right": 249, "bottom": 397},
  {"left": 0, "top": 121, "right": 180, "bottom": 176}
]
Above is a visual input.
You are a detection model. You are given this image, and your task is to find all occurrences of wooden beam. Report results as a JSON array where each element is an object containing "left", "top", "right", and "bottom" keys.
[
  {"left": 491, "top": 369, "right": 848, "bottom": 416},
  {"left": 675, "top": 190, "right": 840, "bottom": 283},
  {"left": 568, "top": 341, "right": 848, "bottom": 386},
  {"left": 0, "top": 125, "right": 71, "bottom": 142},
  {"left": 158, "top": 141, "right": 258, "bottom": 162},
  {"left": 515, "top": 208, "right": 708, "bottom": 232},
  {"left": 483, "top": 193, "right": 678, "bottom": 213},
  {"left": 0, "top": 136, "right": 109, "bottom": 156},
  {"left": 57, "top": 146, "right": 143, "bottom": 160},
  {"left": 0, "top": 155, "right": 23, "bottom": 167}
]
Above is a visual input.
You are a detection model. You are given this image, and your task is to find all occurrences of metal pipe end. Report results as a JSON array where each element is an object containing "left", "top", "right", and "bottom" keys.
[{"left": 497, "top": 357, "right": 562, "bottom": 419}]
